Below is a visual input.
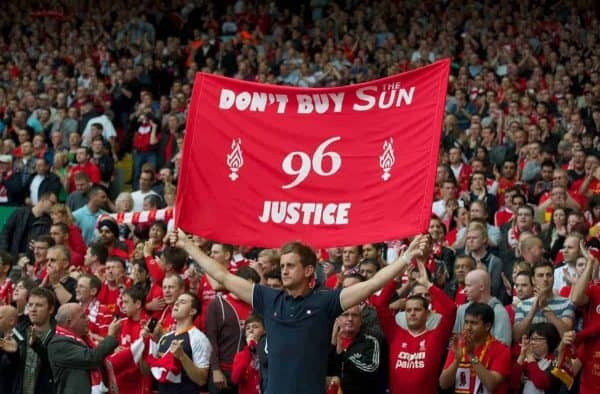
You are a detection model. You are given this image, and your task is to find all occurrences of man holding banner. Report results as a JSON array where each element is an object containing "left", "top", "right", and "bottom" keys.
[
  {"left": 170, "top": 229, "right": 428, "bottom": 394},
  {"left": 172, "top": 59, "right": 450, "bottom": 393}
]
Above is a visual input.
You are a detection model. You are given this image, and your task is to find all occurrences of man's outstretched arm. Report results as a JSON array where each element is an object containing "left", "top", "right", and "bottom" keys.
[
  {"left": 171, "top": 229, "right": 254, "bottom": 305},
  {"left": 340, "top": 234, "right": 427, "bottom": 310}
]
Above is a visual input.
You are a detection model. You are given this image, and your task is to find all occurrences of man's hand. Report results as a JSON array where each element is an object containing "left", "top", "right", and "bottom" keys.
[
  {"left": 143, "top": 239, "right": 154, "bottom": 257},
  {"left": 500, "top": 272, "right": 512, "bottom": 297},
  {"left": 212, "top": 369, "right": 228, "bottom": 390},
  {"left": 0, "top": 337, "right": 18, "bottom": 353},
  {"left": 169, "top": 229, "right": 192, "bottom": 250},
  {"left": 534, "top": 289, "right": 548, "bottom": 309},
  {"left": 415, "top": 261, "right": 432, "bottom": 289},
  {"left": 463, "top": 332, "right": 475, "bottom": 359},
  {"left": 404, "top": 234, "right": 429, "bottom": 262},
  {"left": 108, "top": 318, "right": 122, "bottom": 337},
  {"left": 450, "top": 335, "right": 464, "bottom": 363},
  {"left": 559, "top": 330, "right": 576, "bottom": 351},
  {"left": 146, "top": 297, "right": 166, "bottom": 312},
  {"left": 331, "top": 318, "right": 340, "bottom": 346},
  {"left": 580, "top": 240, "right": 598, "bottom": 266},
  {"left": 169, "top": 339, "right": 185, "bottom": 360},
  {"left": 563, "top": 267, "right": 577, "bottom": 286}
]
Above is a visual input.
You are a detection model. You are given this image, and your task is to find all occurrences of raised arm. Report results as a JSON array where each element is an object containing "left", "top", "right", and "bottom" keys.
[
  {"left": 171, "top": 229, "right": 254, "bottom": 305},
  {"left": 571, "top": 241, "right": 597, "bottom": 306},
  {"left": 340, "top": 234, "right": 427, "bottom": 310}
]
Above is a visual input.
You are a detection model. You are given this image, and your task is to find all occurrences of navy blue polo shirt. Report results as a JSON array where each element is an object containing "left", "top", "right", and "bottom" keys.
[{"left": 252, "top": 284, "right": 344, "bottom": 394}]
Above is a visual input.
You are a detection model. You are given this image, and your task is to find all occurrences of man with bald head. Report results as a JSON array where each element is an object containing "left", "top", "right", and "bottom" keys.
[
  {"left": 48, "top": 303, "right": 121, "bottom": 394},
  {"left": 0, "top": 305, "right": 20, "bottom": 394},
  {"left": 452, "top": 269, "right": 512, "bottom": 345}
]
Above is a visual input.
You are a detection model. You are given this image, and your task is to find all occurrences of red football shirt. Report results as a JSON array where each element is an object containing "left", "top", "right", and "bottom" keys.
[
  {"left": 443, "top": 338, "right": 511, "bottom": 394},
  {"left": 375, "top": 283, "right": 457, "bottom": 394},
  {"left": 577, "top": 285, "right": 600, "bottom": 394}
]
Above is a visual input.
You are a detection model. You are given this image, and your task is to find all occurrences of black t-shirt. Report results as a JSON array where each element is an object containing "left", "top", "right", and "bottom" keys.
[{"left": 45, "top": 276, "right": 77, "bottom": 304}]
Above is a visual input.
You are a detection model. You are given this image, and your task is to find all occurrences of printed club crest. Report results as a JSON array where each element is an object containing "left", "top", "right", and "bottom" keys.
[
  {"left": 379, "top": 138, "right": 395, "bottom": 181},
  {"left": 227, "top": 138, "right": 244, "bottom": 181}
]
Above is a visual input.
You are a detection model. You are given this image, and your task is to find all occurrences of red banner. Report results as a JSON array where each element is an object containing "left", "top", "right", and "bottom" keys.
[{"left": 176, "top": 59, "right": 450, "bottom": 248}]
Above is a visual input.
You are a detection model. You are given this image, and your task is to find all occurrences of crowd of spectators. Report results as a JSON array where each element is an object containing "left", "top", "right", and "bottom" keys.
[{"left": 0, "top": 0, "right": 599, "bottom": 393}]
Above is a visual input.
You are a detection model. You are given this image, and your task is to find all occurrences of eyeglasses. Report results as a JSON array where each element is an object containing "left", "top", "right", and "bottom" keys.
[{"left": 529, "top": 336, "right": 547, "bottom": 342}]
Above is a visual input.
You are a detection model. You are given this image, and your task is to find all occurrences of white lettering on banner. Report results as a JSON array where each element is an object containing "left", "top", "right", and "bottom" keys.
[
  {"left": 258, "top": 201, "right": 351, "bottom": 225},
  {"left": 218, "top": 86, "right": 416, "bottom": 114},
  {"left": 296, "top": 93, "right": 345, "bottom": 114},
  {"left": 281, "top": 137, "right": 342, "bottom": 189},
  {"left": 353, "top": 86, "right": 415, "bottom": 111},
  {"left": 395, "top": 351, "right": 426, "bottom": 369},
  {"left": 219, "top": 89, "right": 289, "bottom": 113}
]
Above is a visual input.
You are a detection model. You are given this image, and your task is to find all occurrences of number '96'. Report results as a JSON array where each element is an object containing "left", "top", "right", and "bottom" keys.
[{"left": 281, "top": 136, "right": 342, "bottom": 189}]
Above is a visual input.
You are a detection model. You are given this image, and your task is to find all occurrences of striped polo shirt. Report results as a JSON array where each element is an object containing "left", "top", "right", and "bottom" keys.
[{"left": 514, "top": 294, "right": 575, "bottom": 324}]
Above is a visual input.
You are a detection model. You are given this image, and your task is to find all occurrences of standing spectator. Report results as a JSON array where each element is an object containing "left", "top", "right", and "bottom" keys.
[
  {"left": 463, "top": 222, "right": 506, "bottom": 300},
  {"left": 48, "top": 303, "right": 121, "bottom": 394},
  {"left": 513, "top": 261, "right": 575, "bottom": 339},
  {"left": 0, "top": 305, "right": 20, "bottom": 394},
  {"left": 327, "top": 304, "right": 382, "bottom": 394},
  {"left": 172, "top": 230, "right": 428, "bottom": 394},
  {"left": 105, "top": 286, "right": 153, "bottom": 394},
  {"left": 510, "top": 322, "right": 564, "bottom": 393},
  {"left": 73, "top": 186, "right": 108, "bottom": 245},
  {"left": 49, "top": 223, "right": 84, "bottom": 267},
  {"left": 90, "top": 136, "right": 114, "bottom": 189},
  {"left": 75, "top": 274, "right": 103, "bottom": 340},
  {"left": 440, "top": 303, "right": 511, "bottom": 394},
  {"left": 206, "top": 267, "right": 260, "bottom": 394},
  {"left": 0, "top": 154, "right": 25, "bottom": 205},
  {"left": 50, "top": 204, "right": 87, "bottom": 257},
  {"left": 97, "top": 256, "right": 130, "bottom": 316},
  {"left": 453, "top": 270, "right": 512, "bottom": 346},
  {"left": 131, "top": 166, "right": 159, "bottom": 211},
  {"left": 444, "top": 255, "right": 476, "bottom": 305},
  {"left": 25, "top": 158, "right": 62, "bottom": 206},
  {"left": 195, "top": 243, "right": 233, "bottom": 331},
  {"left": 0, "top": 251, "right": 13, "bottom": 305},
  {"left": 67, "top": 147, "right": 101, "bottom": 193},
  {"left": 146, "top": 292, "right": 212, "bottom": 394},
  {"left": 569, "top": 244, "right": 600, "bottom": 394},
  {"left": 0, "top": 191, "right": 56, "bottom": 258},
  {"left": 65, "top": 172, "right": 92, "bottom": 212},
  {"left": 553, "top": 233, "right": 582, "bottom": 293},
  {"left": 231, "top": 314, "right": 265, "bottom": 394},
  {"left": 43, "top": 245, "right": 77, "bottom": 306},
  {"left": 132, "top": 114, "right": 159, "bottom": 190},
  {"left": 18, "top": 287, "right": 56, "bottom": 394},
  {"left": 372, "top": 261, "right": 456, "bottom": 394}
]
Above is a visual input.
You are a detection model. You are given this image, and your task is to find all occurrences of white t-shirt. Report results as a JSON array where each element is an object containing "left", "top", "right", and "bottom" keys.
[{"left": 131, "top": 189, "right": 159, "bottom": 211}]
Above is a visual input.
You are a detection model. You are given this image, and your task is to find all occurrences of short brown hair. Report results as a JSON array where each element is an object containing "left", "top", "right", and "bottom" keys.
[{"left": 280, "top": 241, "right": 317, "bottom": 267}]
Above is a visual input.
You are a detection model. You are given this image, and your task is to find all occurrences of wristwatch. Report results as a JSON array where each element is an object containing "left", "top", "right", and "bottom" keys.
[{"left": 470, "top": 356, "right": 480, "bottom": 365}]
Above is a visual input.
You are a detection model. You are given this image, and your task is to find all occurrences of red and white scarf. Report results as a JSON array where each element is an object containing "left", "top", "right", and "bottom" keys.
[{"left": 54, "top": 325, "right": 108, "bottom": 394}]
